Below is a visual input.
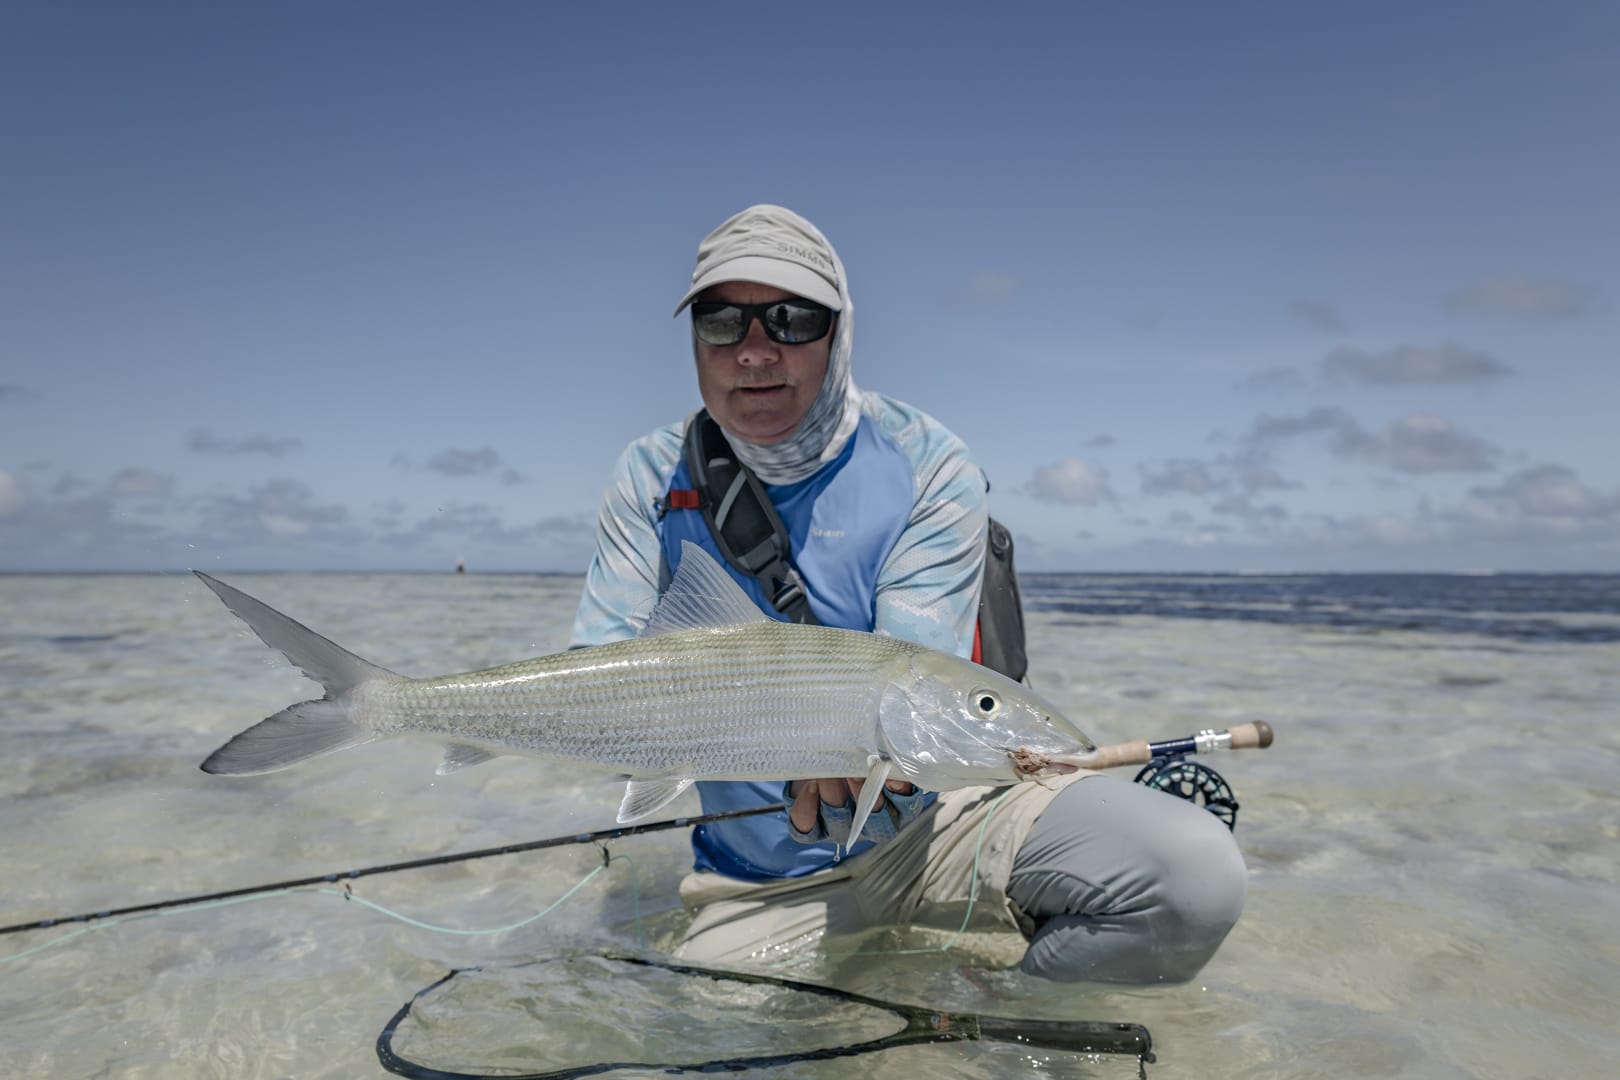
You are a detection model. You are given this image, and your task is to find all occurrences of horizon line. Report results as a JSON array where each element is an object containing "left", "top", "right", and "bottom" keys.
[{"left": 4, "top": 567, "right": 1618, "bottom": 578}]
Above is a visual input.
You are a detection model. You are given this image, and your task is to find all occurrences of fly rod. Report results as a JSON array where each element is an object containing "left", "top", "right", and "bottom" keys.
[
  {"left": 1066, "top": 719, "right": 1273, "bottom": 769},
  {"left": 1, "top": 721, "right": 1275, "bottom": 937},
  {"left": 0, "top": 804, "right": 785, "bottom": 937}
]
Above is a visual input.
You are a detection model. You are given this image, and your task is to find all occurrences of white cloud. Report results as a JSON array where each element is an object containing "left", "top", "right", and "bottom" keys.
[
  {"left": 1322, "top": 343, "right": 1512, "bottom": 386},
  {"left": 188, "top": 428, "right": 304, "bottom": 458},
  {"left": 0, "top": 470, "right": 26, "bottom": 516},
  {"left": 260, "top": 513, "right": 313, "bottom": 537},
  {"left": 1445, "top": 276, "right": 1592, "bottom": 319},
  {"left": 109, "top": 468, "right": 174, "bottom": 499},
  {"left": 197, "top": 478, "right": 354, "bottom": 546},
  {"left": 376, "top": 502, "right": 594, "bottom": 557},
  {"left": 0, "top": 477, "right": 170, "bottom": 561},
  {"left": 0, "top": 460, "right": 593, "bottom": 570},
  {"left": 1140, "top": 459, "right": 1221, "bottom": 496},
  {"left": 1249, "top": 406, "right": 1360, "bottom": 444},
  {"left": 1288, "top": 299, "right": 1348, "bottom": 334},
  {"left": 1240, "top": 407, "right": 1497, "bottom": 475},
  {"left": 1344, "top": 415, "right": 1498, "bottom": 474},
  {"left": 1029, "top": 459, "right": 1113, "bottom": 506},
  {"left": 1138, "top": 408, "right": 1497, "bottom": 514},
  {"left": 1211, "top": 496, "right": 1289, "bottom": 523},
  {"left": 1232, "top": 462, "right": 1296, "bottom": 492},
  {"left": 397, "top": 446, "right": 527, "bottom": 483},
  {"left": 426, "top": 447, "right": 502, "bottom": 477},
  {"left": 1238, "top": 367, "right": 1308, "bottom": 392},
  {"left": 1453, "top": 465, "right": 1619, "bottom": 524}
]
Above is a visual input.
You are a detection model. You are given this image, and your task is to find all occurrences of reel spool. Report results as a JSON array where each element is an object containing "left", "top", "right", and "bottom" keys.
[{"left": 1133, "top": 757, "right": 1240, "bottom": 831}]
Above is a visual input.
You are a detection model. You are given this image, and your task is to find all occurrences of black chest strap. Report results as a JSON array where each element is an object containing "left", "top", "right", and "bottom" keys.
[
  {"left": 673, "top": 410, "right": 819, "bottom": 625},
  {"left": 666, "top": 411, "right": 1028, "bottom": 682}
]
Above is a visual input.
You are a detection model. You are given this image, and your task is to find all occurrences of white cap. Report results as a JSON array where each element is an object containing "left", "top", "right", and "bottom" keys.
[{"left": 673, "top": 204, "right": 844, "bottom": 315}]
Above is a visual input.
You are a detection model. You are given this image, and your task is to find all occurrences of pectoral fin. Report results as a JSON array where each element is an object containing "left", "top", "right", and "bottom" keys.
[
  {"left": 437, "top": 743, "right": 497, "bottom": 775},
  {"left": 617, "top": 776, "right": 695, "bottom": 823},
  {"left": 845, "top": 757, "right": 893, "bottom": 852}
]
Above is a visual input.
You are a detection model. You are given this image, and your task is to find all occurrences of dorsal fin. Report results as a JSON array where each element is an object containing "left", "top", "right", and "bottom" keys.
[{"left": 641, "top": 541, "right": 771, "bottom": 638}]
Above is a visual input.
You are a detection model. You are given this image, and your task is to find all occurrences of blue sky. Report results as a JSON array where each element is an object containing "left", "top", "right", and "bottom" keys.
[{"left": 2, "top": 2, "right": 1615, "bottom": 572}]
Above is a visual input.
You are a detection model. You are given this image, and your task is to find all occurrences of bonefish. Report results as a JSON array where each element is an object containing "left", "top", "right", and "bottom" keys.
[{"left": 196, "top": 541, "right": 1093, "bottom": 848}]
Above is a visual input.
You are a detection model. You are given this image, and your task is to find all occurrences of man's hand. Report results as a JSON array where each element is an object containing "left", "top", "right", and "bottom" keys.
[{"left": 788, "top": 776, "right": 916, "bottom": 835}]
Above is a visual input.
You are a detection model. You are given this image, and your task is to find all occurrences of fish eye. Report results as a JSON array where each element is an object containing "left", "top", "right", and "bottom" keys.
[{"left": 969, "top": 689, "right": 1002, "bottom": 718}]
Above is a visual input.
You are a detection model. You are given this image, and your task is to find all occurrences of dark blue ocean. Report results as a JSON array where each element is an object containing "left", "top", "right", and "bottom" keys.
[{"left": 1019, "top": 572, "right": 1620, "bottom": 644}]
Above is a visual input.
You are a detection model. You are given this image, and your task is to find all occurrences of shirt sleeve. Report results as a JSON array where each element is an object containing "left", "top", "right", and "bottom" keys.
[
  {"left": 870, "top": 400, "right": 989, "bottom": 661},
  {"left": 863, "top": 397, "right": 988, "bottom": 833},
  {"left": 569, "top": 427, "right": 684, "bottom": 650}
]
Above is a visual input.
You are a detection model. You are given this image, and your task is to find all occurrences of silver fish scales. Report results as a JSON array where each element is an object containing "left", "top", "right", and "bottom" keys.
[{"left": 197, "top": 542, "right": 1093, "bottom": 847}]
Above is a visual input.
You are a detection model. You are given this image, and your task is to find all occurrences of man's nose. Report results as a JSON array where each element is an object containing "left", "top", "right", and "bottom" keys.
[{"left": 734, "top": 317, "right": 781, "bottom": 365}]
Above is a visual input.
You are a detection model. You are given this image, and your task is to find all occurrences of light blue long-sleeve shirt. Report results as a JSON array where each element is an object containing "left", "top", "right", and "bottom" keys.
[{"left": 570, "top": 390, "right": 988, "bottom": 878}]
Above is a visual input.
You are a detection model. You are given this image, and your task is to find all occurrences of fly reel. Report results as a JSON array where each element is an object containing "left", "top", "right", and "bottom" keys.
[{"left": 1133, "top": 757, "right": 1240, "bottom": 831}]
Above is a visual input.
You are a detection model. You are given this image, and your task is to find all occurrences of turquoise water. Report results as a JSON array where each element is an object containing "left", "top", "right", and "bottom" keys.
[{"left": 2, "top": 572, "right": 1617, "bottom": 1078}]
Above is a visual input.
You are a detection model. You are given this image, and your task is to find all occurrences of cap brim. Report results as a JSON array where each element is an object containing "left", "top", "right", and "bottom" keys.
[{"left": 673, "top": 255, "right": 843, "bottom": 316}]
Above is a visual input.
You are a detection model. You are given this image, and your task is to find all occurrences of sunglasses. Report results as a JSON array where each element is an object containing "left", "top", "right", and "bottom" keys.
[{"left": 690, "top": 299, "right": 835, "bottom": 346}]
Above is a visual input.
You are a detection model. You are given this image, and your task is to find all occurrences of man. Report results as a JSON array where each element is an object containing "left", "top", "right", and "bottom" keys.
[{"left": 570, "top": 204, "right": 1246, "bottom": 983}]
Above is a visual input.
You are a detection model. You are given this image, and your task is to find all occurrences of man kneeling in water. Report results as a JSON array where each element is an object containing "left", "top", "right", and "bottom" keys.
[{"left": 569, "top": 203, "right": 1246, "bottom": 983}]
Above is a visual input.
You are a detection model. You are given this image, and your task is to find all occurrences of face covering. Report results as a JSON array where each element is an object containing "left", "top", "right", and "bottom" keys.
[{"left": 678, "top": 205, "right": 861, "bottom": 486}]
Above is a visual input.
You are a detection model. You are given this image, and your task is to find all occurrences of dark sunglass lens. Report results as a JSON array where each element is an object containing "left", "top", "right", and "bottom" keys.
[
  {"left": 765, "top": 302, "right": 831, "bottom": 344},
  {"left": 692, "top": 304, "right": 746, "bottom": 345}
]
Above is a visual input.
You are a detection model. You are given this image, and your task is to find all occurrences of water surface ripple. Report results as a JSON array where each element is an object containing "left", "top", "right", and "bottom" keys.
[{"left": 1, "top": 572, "right": 1616, "bottom": 1079}]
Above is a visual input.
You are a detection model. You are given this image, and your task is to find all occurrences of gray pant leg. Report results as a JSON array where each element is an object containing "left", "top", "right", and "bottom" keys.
[{"left": 1006, "top": 774, "right": 1247, "bottom": 984}]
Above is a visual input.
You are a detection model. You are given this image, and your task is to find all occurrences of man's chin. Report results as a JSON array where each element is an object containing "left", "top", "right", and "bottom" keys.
[
  {"left": 731, "top": 423, "right": 796, "bottom": 445},
  {"left": 723, "top": 396, "right": 803, "bottom": 444},
  {"left": 727, "top": 415, "right": 799, "bottom": 445}
]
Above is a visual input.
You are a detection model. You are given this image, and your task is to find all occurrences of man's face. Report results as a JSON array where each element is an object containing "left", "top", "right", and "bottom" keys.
[{"left": 693, "top": 281, "right": 833, "bottom": 445}]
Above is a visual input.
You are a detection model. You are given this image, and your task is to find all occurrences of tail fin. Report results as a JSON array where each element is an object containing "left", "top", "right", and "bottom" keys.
[{"left": 195, "top": 572, "right": 397, "bottom": 775}]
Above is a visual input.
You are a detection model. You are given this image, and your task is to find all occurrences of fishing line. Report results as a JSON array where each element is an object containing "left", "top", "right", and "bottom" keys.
[
  {"left": 10, "top": 729, "right": 1267, "bottom": 1072},
  {"left": 373, "top": 789, "right": 1117, "bottom": 1079},
  {"left": 817, "top": 785, "right": 1013, "bottom": 960},
  {"left": 0, "top": 787, "right": 989, "bottom": 969},
  {"left": 0, "top": 856, "right": 641, "bottom": 966},
  {"left": 4, "top": 722, "right": 1268, "bottom": 943},
  {"left": 0, "top": 803, "right": 781, "bottom": 940}
]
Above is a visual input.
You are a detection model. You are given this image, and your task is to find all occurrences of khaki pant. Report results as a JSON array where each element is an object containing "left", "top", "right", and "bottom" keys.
[{"left": 675, "top": 772, "right": 1095, "bottom": 965}]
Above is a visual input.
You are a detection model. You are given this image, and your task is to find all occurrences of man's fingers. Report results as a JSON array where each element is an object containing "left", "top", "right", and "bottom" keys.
[
  {"left": 788, "top": 780, "right": 822, "bottom": 833},
  {"left": 841, "top": 776, "right": 888, "bottom": 812},
  {"left": 791, "top": 776, "right": 910, "bottom": 834},
  {"left": 804, "top": 778, "right": 842, "bottom": 805}
]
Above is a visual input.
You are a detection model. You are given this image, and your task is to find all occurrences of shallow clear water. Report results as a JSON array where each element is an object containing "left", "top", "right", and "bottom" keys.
[{"left": 2, "top": 572, "right": 1616, "bottom": 1078}]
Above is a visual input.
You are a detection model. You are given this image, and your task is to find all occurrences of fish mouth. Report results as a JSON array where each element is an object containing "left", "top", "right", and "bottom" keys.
[{"left": 1009, "top": 747, "right": 1083, "bottom": 780}]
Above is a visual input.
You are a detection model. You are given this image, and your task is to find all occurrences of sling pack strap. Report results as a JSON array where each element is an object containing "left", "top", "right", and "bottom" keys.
[
  {"left": 676, "top": 410, "right": 819, "bottom": 624},
  {"left": 667, "top": 411, "right": 1029, "bottom": 680}
]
